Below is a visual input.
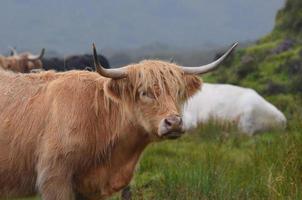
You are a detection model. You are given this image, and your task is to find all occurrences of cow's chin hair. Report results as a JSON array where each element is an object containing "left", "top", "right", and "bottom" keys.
[
  {"left": 155, "top": 128, "right": 184, "bottom": 141},
  {"left": 158, "top": 130, "right": 184, "bottom": 140},
  {"left": 140, "top": 128, "right": 167, "bottom": 142}
]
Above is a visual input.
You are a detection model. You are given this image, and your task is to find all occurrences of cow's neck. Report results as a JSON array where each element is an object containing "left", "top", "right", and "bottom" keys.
[
  {"left": 105, "top": 125, "right": 150, "bottom": 193},
  {"left": 104, "top": 105, "right": 150, "bottom": 161},
  {"left": 119, "top": 123, "right": 149, "bottom": 153},
  {"left": 110, "top": 124, "right": 150, "bottom": 171},
  {"left": 76, "top": 123, "right": 151, "bottom": 198}
]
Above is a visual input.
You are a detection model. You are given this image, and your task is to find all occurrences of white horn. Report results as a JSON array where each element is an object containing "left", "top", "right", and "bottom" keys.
[
  {"left": 28, "top": 48, "right": 45, "bottom": 60},
  {"left": 9, "top": 46, "right": 18, "bottom": 56},
  {"left": 92, "top": 43, "right": 127, "bottom": 79},
  {"left": 181, "top": 42, "right": 238, "bottom": 75}
]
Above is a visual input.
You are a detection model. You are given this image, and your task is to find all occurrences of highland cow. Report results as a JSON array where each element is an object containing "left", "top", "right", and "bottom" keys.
[
  {"left": 0, "top": 43, "right": 237, "bottom": 199},
  {"left": 183, "top": 83, "right": 286, "bottom": 135}
]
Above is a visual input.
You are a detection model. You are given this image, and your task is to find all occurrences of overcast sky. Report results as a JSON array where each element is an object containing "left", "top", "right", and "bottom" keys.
[{"left": 0, "top": 0, "right": 285, "bottom": 54}]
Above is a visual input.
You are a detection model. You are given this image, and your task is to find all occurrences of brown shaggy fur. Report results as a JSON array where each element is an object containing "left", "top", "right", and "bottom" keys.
[
  {"left": 0, "top": 53, "right": 43, "bottom": 73},
  {"left": 0, "top": 60, "right": 201, "bottom": 200}
]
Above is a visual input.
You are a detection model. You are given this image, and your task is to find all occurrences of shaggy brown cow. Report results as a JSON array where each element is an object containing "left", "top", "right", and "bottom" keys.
[
  {"left": 0, "top": 43, "right": 237, "bottom": 200},
  {"left": 0, "top": 48, "right": 45, "bottom": 73}
]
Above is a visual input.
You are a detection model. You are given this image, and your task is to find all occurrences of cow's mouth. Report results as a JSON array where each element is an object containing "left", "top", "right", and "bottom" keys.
[{"left": 162, "top": 130, "right": 185, "bottom": 139}]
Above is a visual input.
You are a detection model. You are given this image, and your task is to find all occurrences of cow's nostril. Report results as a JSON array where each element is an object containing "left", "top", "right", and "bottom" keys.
[
  {"left": 164, "top": 118, "right": 172, "bottom": 127},
  {"left": 164, "top": 115, "right": 183, "bottom": 128}
]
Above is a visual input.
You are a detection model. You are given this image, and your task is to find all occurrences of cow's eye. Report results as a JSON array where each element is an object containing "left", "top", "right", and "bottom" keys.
[{"left": 139, "top": 90, "right": 154, "bottom": 101}]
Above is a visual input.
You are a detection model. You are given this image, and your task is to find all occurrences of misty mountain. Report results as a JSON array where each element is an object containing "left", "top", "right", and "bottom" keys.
[{"left": 0, "top": 0, "right": 284, "bottom": 54}]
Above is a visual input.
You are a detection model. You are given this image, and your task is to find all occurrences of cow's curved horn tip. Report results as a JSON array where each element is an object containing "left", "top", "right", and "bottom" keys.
[
  {"left": 232, "top": 42, "right": 239, "bottom": 48},
  {"left": 227, "top": 42, "right": 239, "bottom": 55},
  {"left": 41, "top": 48, "right": 45, "bottom": 55}
]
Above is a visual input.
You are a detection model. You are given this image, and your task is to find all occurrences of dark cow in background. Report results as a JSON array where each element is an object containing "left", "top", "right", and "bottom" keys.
[
  {"left": 42, "top": 54, "right": 110, "bottom": 71},
  {"left": 3, "top": 48, "right": 109, "bottom": 73}
]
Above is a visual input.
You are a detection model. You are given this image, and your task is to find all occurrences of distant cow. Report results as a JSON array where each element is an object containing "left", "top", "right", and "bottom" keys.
[
  {"left": 182, "top": 83, "right": 287, "bottom": 135},
  {"left": 42, "top": 54, "right": 110, "bottom": 71},
  {"left": 0, "top": 43, "right": 237, "bottom": 199},
  {"left": 0, "top": 48, "right": 45, "bottom": 73}
]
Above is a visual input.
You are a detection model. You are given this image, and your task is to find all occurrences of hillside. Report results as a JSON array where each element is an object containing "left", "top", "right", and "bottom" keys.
[{"left": 207, "top": 0, "right": 302, "bottom": 123}]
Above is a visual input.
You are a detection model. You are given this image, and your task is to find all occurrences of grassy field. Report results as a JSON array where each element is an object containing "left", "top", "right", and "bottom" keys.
[
  {"left": 9, "top": 113, "right": 301, "bottom": 200},
  {"left": 122, "top": 118, "right": 302, "bottom": 200}
]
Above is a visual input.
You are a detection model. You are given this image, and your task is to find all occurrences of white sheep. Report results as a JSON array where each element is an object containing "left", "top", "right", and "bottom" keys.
[{"left": 182, "top": 83, "right": 287, "bottom": 135}]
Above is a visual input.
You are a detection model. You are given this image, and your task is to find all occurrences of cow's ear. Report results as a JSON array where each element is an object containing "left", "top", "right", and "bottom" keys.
[
  {"left": 185, "top": 75, "right": 202, "bottom": 98},
  {"left": 104, "top": 79, "right": 124, "bottom": 102}
]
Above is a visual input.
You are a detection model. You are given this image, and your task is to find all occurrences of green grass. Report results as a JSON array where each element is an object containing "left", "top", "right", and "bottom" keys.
[
  {"left": 125, "top": 121, "right": 302, "bottom": 200},
  {"left": 7, "top": 116, "right": 302, "bottom": 200}
]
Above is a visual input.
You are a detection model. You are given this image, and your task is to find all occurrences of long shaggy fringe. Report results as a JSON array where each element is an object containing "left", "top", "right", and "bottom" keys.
[{"left": 125, "top": 60, "right": 189, "bottom": 106}]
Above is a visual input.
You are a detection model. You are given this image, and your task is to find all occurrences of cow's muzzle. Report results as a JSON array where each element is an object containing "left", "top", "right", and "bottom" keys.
[{"left": 158, "top": 115, "right": 185, "bottom": 139}]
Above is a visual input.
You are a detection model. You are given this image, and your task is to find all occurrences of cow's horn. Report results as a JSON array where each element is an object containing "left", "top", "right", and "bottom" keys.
[
  {"left": 169, "top": 57, "right": 174, "bottom": 63},
  {"left": 92, "top": 43, "right": 127, "bottom": 79},
  {"left": 28, "top": 48, "right": 45, "bottom": 60},
  {"left": 9, "top": 47, "right": 18, "bottom": 56},
  {"left": 181, "top": 42, "right": 238, "bottom": 75}
]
